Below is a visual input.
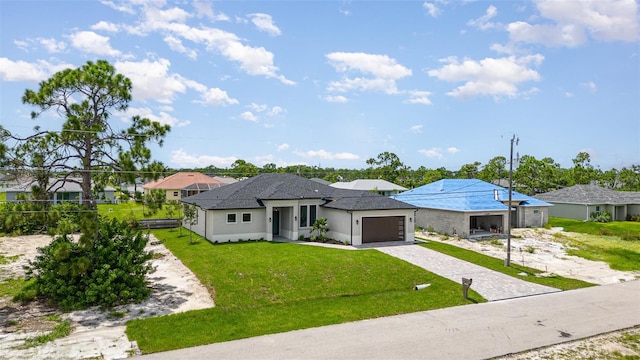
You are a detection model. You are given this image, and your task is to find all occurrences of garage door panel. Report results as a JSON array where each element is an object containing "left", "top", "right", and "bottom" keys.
[{"left": 362, "top": 216, "right": 404, "bottom": 243}]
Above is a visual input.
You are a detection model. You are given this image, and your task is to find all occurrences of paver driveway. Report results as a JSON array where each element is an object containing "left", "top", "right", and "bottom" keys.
[{"left": 375, "top": 244, "right": 560, "bottom": 301}]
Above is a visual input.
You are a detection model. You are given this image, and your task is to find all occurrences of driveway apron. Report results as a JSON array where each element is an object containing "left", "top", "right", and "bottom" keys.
[{"left": 375, "top": 244, "right": 560, "bottom": 301}]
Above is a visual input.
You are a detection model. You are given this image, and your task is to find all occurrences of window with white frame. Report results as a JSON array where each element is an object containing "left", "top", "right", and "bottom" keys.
[
  {"left": 227, "top": 213, "right": 237, "bottom": 224},
  {"left": 242, "top": 213, "right": 252, "bottom": 223}
]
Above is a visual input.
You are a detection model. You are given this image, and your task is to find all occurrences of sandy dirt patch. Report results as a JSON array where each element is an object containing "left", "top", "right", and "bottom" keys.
[
  {"left": 418, "top": 227, "right": 640, "bottom": 285},
  {"left": 0, "top": 233, "right": 214, "bottom": 360}
]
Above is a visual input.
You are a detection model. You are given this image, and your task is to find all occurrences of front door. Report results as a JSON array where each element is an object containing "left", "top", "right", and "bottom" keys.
[{"left": 272, "top": 209, "right": 280, "bottom": 235}]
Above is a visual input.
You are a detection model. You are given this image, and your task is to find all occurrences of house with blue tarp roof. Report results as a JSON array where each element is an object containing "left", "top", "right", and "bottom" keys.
[{"left": 391, "top": 179, "right": 552, "bottom": 239}]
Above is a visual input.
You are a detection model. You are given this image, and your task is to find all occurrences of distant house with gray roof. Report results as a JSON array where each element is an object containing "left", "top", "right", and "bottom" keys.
[
  {"left": 392, "top": 179, "right": 551, "bottom": 239},
  {"left": 5, "top": 178, "right": 115, "bottom": 205},
  {"left": 331, "top": 179, "right": 407, "bottom": 196},
  {"left": 535, "top": 185, "right": 640, "bottom": 221},
  {"left": 181, "top": 173, "right": 416, "bottom": 245}
]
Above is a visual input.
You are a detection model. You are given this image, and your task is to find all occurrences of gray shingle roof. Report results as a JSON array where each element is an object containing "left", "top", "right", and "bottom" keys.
[
  {"left": 181, "top": 173, "right": 416, "bottom": 211},
  {"left": 535, "top": 185, "right": 640, "bottom": 205}
]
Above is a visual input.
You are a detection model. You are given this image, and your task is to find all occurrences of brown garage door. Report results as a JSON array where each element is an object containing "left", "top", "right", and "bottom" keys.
[{"left": 362, "top": 216, "right": 405, "bottom": 243}]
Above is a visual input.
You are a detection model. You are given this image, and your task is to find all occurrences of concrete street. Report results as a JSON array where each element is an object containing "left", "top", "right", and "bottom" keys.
[{"left": 138, "top": 280, "right": 640, "bottom": 360}]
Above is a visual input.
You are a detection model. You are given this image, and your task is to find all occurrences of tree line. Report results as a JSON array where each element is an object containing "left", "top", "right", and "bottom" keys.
[{"left": 181, "top": 151, "right": 640, "bottom": 195}]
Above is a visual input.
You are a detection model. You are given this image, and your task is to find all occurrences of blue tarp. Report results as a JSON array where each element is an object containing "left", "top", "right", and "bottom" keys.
[{"left": 391, "top": 179, "right": 551, "bottom": 211}]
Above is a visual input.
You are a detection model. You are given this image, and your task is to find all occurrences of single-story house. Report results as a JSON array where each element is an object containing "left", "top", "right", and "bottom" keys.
[
  {"left": 143, "top": 172, "right": 228, "bottom": 200},
  {"left": 391, "top": 179, "right": 551, "bottom": 238},
  {"left": 180, "top": 173, "right": 417, "bottom": 246},
  {"left": 331, "top": 179, "right": 407, "bottom": 196},
  {"left": 535, "top": 185, "right": 640, "bottom": 221},
  {"left": 5, "top": 178, "right": 116, "bottom": 205}
]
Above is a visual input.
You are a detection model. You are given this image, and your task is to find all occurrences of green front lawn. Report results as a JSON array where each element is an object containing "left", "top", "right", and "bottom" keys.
[
  {"left": 126, "top": 229, "right": 485, "bottom": 354},
  {"left": 418, "top": 240, "right": 595, "bottom": 290}
]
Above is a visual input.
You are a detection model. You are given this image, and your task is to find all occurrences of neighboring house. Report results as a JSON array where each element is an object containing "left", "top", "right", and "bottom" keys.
[
  {"left": 310, "top": 178, "right": 332, "bottom": 185},
  {"left": 5, "top": 178, "right": 116, "bottom": 205},
  {"left": 211, "top": 176, "right": 239, "bottom": 185},
  {"left": 535, "top": 185, "right": 640, "bottom": 221},
  {"left": 391, "top": 179, "right": 551, "bottom": 238},
  {"left": 143, "top": 172, "right": 227, "bottom": 200},
  {"left": 330, "top": 179, "right": 407, "bottom": 196},
  {"left": 181, "top": 173, "right": 417, "bottom": 246}
]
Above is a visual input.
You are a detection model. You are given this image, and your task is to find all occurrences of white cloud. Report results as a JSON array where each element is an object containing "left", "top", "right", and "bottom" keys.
[
  {"left": 245, "top": 103, "right": 285, "bottom": 117},
  {"left": 39, "top": 38, "right": 66, "bottom": 53},
  {"left": 326, "top": 52, "right": 412, "bottom": 94},
  {"left": 249, "top": 103, "right": 269, "bottom": 112},
  {"left": 117, "top": 58, "right": 235, "bottom": 106},
  {"left": 467, "top": 5, "right": 498, "bottom": 30},
  {"left": 240, "top": 111, "right": 258, "bottom": 122},
  {"left": 171, "top": 148, "right": 236, "bottom": 168},
  {"left": 105, "top": 2, "right": 293, "bottom": 84},
  {"left": 99, "top": 0, "right": 135, "bottom": 14},
  {"left": 581, "top": 81, "right": 597, "bottom": 93},
  {"left": 164, "top": 36, "right": 198, "bottom": 59},
  {"left": 410, "top": 125, "right": 423, "bottom": 134},
  {"left": 404, "top": 90, "right": 433, "bottom": 105},
  {"left": 294, "top": 149, "right": 360, "bottom": 160},
  {"left": 199, "top": 87, "right": 239, "bottom": 106},
  {"left": 116, "top": 58, "right": 187, "bottom": 103},
  {"left": 0, "top": 58, "right": 73, "bottom": 82},
  {"left": 267, "top": 106, "right": 285, "bottom": 116},
  {"left": 277, "top": 143, "right": 290, "bottom": 151},
  {"left": 427, "top": 55, "right": 544, "bottom": 99},
  {"left": 447, "top": 147, "right": 460, "bottom": 154},
  {"left": 507, "top": 21, "right": 587, "bottom": 47},
  {"left": 423, "top": 2, "right": 441, "bottom": 17},
  {"left": 124, "top": 106, "right": 190, "bottom": 128},
  {"left": 248, "top": 13, "right": 281, "bottom": 36},
  {"left": 418, "top": 148, "right": 444, "bottom": 159},
  {"left": 193, "top": 1, "right": 229, "bottom": 21},
  {"left": 13, "top": 40, "right": 29, "bottom": 51},
  {"left": 507, "top": 0, "right": 639, "bottom": 47},
  {"left": 68, "top": 31, "right": 121, "bottom": 57},
  {"left": 253, "top": 154, "right": 274, "bottom": 165},
  {"left": 323, "top": 95, "right": 349, "bottom": 103},
  {"left": 91, "top": 21, "right": 119, "bottom": 32}
]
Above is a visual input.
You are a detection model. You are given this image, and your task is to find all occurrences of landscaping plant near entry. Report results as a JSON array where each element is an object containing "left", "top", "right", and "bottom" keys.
[{"left": 310, "top": 217, "right": 329, "bottom": 241}]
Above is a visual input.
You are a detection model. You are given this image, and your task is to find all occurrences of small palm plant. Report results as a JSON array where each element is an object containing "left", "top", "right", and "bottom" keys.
[{"left": 310, "top": 217, "right": 330, "bottom": 242}]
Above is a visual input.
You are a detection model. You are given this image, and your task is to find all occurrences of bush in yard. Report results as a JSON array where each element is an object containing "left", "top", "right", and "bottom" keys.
[
  {"left": 589, "top": 210, "right": 611, "bottom": 223},
  {"left": 25, "top": 217, "right": 154, "bottom": 310}
]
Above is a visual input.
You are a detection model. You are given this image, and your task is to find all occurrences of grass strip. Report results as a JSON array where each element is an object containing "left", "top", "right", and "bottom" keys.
[
  {"left": 548, "top": 217, "right": 640, "bottom": 241},
  {"left": 418, "top": 239, "right": 595, "bottom": 290}
]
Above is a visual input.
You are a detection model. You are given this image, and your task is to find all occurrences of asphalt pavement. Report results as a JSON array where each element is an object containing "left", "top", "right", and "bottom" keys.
[{"left": 137, "top": 280, "right": 640, "bottom": 360}]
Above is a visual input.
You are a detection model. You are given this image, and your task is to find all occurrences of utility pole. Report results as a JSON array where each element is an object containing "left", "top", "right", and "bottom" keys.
[{"left": 506, "top": 135, "right": 518, "bottom": 267}]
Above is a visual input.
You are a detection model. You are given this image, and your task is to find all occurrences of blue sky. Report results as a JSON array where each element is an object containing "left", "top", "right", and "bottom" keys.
[{"left": 1, "top": 0, "right": 638, "bottom": 172}]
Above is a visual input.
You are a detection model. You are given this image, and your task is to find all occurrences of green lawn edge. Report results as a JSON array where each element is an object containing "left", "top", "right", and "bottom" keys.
[
  {"left": 126, "top": 229, "right": 485, "bottom": 354},
  {"left": 417, "top": 238, "right": 595, "bottom": 290}
]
